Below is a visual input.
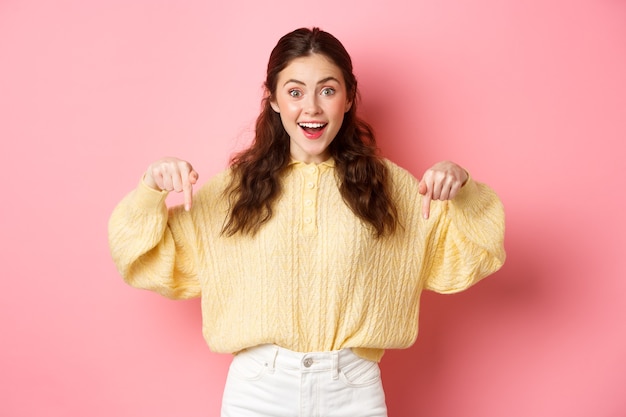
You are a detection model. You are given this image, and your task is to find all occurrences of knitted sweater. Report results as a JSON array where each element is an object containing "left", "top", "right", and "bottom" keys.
[{"left": 108, "top": 159, "right": 505, "bottom": 362}]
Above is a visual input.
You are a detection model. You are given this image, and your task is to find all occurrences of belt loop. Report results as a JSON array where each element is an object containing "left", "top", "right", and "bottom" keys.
[
  {"left": 268, "top": 346, "right": 279, "bottom": 371},
  {"left": 331, "top": 351, "right": 339, "bottom": 380}
]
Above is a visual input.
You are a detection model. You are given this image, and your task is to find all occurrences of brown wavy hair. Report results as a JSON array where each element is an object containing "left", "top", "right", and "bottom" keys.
[{"left": 223, "top": 27, "right": 398, "bottom": 237}]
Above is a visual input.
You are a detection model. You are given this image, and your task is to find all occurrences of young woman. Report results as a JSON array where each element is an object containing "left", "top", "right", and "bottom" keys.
[{"left": 108, "top": 27, "right": 505, "bottom": 417}]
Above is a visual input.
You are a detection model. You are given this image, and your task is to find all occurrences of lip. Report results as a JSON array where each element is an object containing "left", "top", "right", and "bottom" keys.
[{"left": 298, "top": 121, "right": 327, "bottom": 140}]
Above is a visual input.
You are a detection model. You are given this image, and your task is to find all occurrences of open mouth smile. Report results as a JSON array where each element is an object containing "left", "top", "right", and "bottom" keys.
[{"left": 298, "top": 122, "right": 327, "bottom": 139}]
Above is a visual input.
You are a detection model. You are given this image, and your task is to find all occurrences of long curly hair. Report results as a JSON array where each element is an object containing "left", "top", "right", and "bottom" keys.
[{"left": 223, "top": 27, "right": 398, "bottom": 237}]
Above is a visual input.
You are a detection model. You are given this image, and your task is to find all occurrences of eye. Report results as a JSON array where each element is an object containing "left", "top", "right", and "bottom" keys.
[
  {"left": 289, "top": 89, "right": 302, "bottom": 98},
  {"left": 321, "top": 87, "right": 336, "bottom": 96}
]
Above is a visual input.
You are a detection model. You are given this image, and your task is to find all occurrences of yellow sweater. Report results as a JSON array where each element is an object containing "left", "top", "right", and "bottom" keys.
[{"left": 108, "top": 159, "right": 505, "bottom": 362}]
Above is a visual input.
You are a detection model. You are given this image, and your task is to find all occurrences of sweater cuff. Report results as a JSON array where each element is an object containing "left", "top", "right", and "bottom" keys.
[
  {"left": 130, "top": 178, "right": 169, "bottom": 210},
  {"left": 451, "top": 175, "right": 481, "bottom": 207}
]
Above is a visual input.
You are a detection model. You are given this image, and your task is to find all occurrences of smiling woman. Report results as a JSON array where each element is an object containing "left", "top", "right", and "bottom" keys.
[{"left": 108, "top": 27, "right": 505, "bottom": 417}]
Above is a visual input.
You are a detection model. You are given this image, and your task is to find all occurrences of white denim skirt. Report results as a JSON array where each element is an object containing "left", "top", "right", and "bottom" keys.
[{"left": 221, "top": 344, "right": 388, "bottom": 417}]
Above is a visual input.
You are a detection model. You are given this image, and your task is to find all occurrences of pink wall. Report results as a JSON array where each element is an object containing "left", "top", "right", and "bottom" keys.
[{"left": 2, "top": 0, "right": 625, "bottom": 416}]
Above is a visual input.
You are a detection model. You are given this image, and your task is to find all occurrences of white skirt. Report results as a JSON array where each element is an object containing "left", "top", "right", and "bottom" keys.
[{"left": 221, "top": 344, "right": 388, "bottom": 417}]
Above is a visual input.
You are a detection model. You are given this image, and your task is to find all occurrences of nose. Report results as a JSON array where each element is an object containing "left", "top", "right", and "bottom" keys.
[{"left": 304, "top": 94, "right": 322, "bottom": 115}]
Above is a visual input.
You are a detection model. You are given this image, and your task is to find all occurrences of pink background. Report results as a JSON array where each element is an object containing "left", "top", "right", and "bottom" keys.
[{"left": 1, "top": 0, "right": 625, "bottom": 416}]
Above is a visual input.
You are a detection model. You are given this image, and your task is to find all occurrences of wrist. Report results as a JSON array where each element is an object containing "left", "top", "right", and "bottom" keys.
[{"left": 142, "top": 173, "right": 161, "bottom": 191}]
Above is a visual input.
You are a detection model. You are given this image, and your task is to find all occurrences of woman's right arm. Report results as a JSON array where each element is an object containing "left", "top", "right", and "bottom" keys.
[{"left": 107, "top": 158, "right": 202, "bottom": 300}]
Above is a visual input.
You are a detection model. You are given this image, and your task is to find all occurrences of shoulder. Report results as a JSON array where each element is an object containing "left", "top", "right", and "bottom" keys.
[
  {"left": 380, "top": 159, "right": 424, "bottom": 219},
  {"left": 382, "top": 159, "right": 420, "bottom": 192},
  {"left": 194, "top": 167, "right": 234, "bottom": 203}
]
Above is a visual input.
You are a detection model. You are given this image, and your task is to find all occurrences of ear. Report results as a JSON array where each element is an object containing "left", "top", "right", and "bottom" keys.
[
  {"left": 265, "top": 88, "right": 280, "bottom": 113},
  {"left": 344, "top": 88, "right": 354, "bottom": 113},
  {"left": 344, "top": 99, "right": 353, "bottom": 113}
]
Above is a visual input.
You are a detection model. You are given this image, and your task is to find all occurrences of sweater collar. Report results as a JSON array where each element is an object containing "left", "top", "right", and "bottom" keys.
[{"left": 288, "top": 157, "right": 335, "bottom": 169}]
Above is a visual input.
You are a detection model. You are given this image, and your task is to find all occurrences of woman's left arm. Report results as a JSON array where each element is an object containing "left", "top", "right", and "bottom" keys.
[{"left": 417, "top": 160, "right": 506, "bottom": 293}]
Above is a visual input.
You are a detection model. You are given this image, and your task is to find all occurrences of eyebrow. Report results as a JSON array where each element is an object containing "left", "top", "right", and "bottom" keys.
[{"left": 282, "top": 76, "right": 341, "bottom": 87}]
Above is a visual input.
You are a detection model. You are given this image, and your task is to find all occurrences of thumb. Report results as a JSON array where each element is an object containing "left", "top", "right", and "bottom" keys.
[
  {"left": 189, "top": 170, "right": 199, "bottom": 184},
  {"left": 418, "top": 180, "right": 427, "bottom": 195}
]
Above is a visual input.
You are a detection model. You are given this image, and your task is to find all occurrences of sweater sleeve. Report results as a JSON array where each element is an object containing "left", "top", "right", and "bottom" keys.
[
  {"left": 421, "top": 175, "right": 506, "bottom": 294},
  {"left": 107, "top": 179, "right": 201, "bottom": 300}
]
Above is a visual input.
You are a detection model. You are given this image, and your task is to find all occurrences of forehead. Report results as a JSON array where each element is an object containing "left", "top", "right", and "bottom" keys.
[{"left": 278, "top": 53, "right": 345, "bottom": 83}]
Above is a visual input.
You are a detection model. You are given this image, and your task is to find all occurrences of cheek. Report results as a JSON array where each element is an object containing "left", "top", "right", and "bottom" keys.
[
  {"left": 329, "top": 101, "right": 349, "bottom": 119},
  {"left": 280, "top": 101, "right": 302, "bottom": 119}
]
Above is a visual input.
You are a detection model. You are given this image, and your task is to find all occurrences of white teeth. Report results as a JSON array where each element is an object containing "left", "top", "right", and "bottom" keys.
[{"left": 299, "top": 122, "right": 326, "bottom": 128}]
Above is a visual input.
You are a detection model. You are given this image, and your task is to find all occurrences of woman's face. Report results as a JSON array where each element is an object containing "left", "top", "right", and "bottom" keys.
[{"left": 271, "top": 53, "right": 352, "bottom": 164}]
